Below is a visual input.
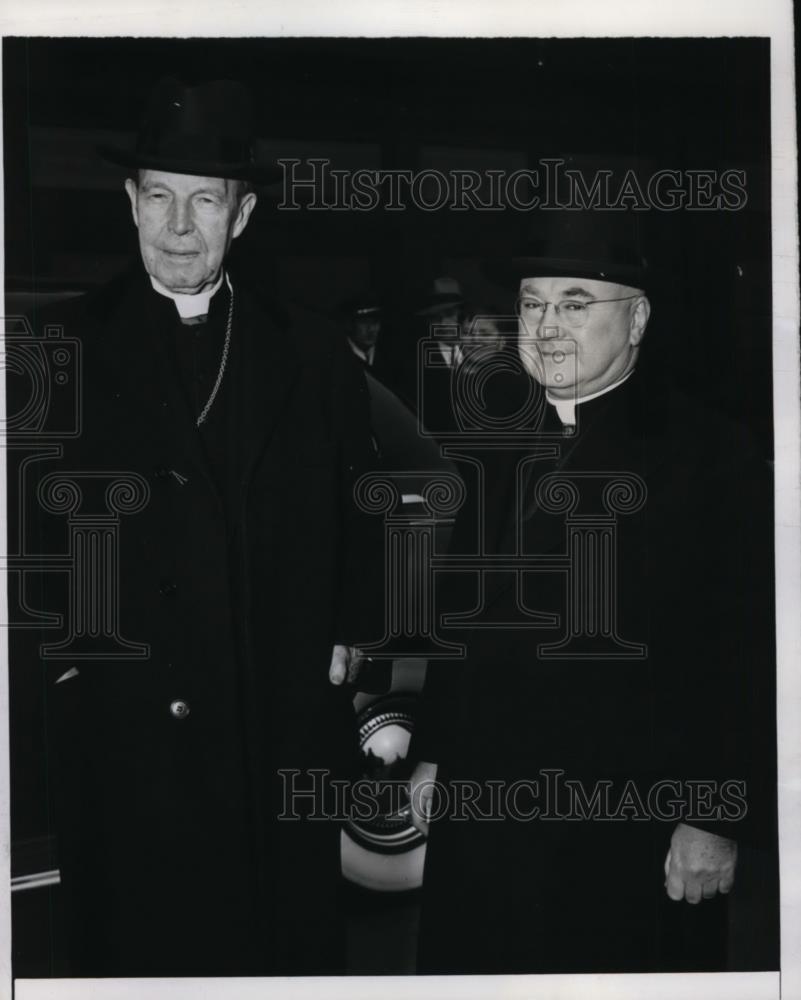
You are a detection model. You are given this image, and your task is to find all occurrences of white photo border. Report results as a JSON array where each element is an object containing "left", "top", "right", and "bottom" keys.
[{"left": 1, "top": 2, "right": 797, "bottom": 999}]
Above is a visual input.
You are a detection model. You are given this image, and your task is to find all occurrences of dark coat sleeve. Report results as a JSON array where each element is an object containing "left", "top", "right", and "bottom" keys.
[
  {"left": 411, "top": 360, "right": 539, "bottom": 764},
  {"left": 301, "top": 319, "right": 385, "bottom": 649},
  {"left": 649, "top": 416, "right": 776, "bottom": 847}
]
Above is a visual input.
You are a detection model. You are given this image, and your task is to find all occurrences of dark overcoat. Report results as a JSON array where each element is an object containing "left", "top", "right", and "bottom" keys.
[
  {"left": 413, "top": 356, "right": 776, "bottom": 974},
  {"left": 21, "top": 266, "right": 383, "bottom": 976}
]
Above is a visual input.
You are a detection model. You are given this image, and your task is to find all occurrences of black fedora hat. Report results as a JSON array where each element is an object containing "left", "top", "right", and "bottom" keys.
[
  {"left": 415, "top": 276, "right": 465, "bottom": 316},
  {"left": 99, "top": 77, "right": 281, "bottom": 184},
  {"left": 485, "top": 208, "right": 649, "bottom": 292},
  {"left": 336, "top": 292, "right": 382, "bottom": 322}
]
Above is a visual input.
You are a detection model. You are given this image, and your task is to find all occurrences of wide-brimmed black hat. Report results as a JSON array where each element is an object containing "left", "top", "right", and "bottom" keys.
[
  {"left": 99, "top": 77, "right": 281, "bottom": 184},
  {"left": 486, "top": 153, "right": 655, "bottom": 291},
  {"left": 485, "top": 208, "right": 649, "bottom": 291}
]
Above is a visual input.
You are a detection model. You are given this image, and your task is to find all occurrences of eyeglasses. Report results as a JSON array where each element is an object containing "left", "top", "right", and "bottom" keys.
[{"left": 516, "top": 295, "right": 639, "bottom": 329}]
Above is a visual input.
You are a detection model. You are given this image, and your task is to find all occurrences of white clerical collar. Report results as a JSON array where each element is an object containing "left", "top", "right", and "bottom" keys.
[
  {"left": 438, "top": 340, "right": 463, "bottom": 369},
  {"left": 149, "top": 270, "right": 226, "bottom": 319},
  {"left": 547, "top": 369, "right": 635, "bottom": 426},
  {"left": 348, "top": 339, "right": 376, "bottom": 367}
]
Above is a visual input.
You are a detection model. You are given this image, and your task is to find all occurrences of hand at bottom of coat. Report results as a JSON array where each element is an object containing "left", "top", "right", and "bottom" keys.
[
  {"left": 664, "top": 822, "right": 737, "bottom": 904},
  {"left": 409, "top": 760, "right": 439, "bottom": 836}
]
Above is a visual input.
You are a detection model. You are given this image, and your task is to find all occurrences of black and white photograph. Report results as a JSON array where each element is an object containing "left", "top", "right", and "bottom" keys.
[{"left": 1, "top": 3, "right": 798, "bottom": 998}]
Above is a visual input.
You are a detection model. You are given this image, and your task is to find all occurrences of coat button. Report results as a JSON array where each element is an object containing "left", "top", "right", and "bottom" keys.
[
  {"left": 169, "top": 699, "right": 190, "bottom": 720},
  {"left": 159, "top": 580, "right": 177, "bottom": 597}
]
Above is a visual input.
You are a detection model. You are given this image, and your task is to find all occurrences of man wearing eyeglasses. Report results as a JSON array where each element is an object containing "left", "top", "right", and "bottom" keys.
[
  {"left": 410, "top": 215, "right": 776, "bottom": 974},
  {"left": 514, "top": 277, "right": 648, "bottom": 428}
]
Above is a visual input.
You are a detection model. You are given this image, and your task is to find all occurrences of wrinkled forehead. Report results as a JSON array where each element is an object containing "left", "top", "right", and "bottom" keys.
[
  {"left": 518, "top": 275, "right": 623, "bottom": 299},
  {"left": 137, "top": 169, "right": 232, "bottom": 197}
]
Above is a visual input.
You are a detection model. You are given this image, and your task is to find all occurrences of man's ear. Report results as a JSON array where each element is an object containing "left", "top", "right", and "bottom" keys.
[
  {"left": 232, "top": 193, "right": 257, "bottom": 240},
  {"left": 124, "top": 178, "right": 140, "bottom": 228},
  {"left": 629, "top": 296, "right": 651, "bottom": 346}
]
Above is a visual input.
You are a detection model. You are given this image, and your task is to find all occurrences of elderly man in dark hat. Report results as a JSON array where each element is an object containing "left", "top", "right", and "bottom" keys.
[
  {"left": 409, "top": 212, "right": 775, "bottom": 973},
  {"left": 30, "top": 78, "right": 381, "bottom": 977}
]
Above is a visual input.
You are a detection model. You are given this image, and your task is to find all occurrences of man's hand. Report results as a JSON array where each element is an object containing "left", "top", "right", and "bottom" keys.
[
  {"left": 664, "top": 822, "right": 737, "bottom": 904},
  {"left": 409, "top": 760, "right": 439, "bottom": 836},
  {"left": 328, "top": 645, "right": 367, "bottom": 686}
]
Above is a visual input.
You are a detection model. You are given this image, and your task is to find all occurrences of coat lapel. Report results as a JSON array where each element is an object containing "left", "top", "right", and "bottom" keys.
[
  {"left": 229, "top": 280, "right": 302, "bottom": 489},
  {"left": 94, "top": 271, "right": 303, "bottom": 508},
  {"left": 481, "top": 375, "right": 650, "bottom": 614},
  {"left": 104, "top": 273, "right": 224, "bottom": 499}
]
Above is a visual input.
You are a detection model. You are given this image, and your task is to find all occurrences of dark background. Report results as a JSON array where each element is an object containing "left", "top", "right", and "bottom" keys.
[{"left": 3, "top": 35, "right": 777, "bottom": 975}]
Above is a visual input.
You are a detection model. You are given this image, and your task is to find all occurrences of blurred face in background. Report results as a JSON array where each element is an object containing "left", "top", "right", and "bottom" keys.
[
  {"left": 429, "top": 306, "right": 462, "bottom": 340},
  {"left": 351, "top": 314, "right": 381, "bottom": 351},
  {"left": 463, "top": 314, "right": 504, "bottom": 356}
]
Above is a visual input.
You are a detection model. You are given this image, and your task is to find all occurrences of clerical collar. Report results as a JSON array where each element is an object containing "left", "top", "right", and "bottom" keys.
[
  {"left": 149, "top": 270, "right": 225, "bottom": 320},
  {"left": 547, "top": 369, "right": 635, "bottom": 427}
]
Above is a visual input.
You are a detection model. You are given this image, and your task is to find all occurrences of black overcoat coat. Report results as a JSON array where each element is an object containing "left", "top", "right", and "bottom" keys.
[
  {"left": 413, "top": 358, "right": 776, "bottom": 974},
  {"left": 22, "top": 267, "right": 383, "bottom": 976}
]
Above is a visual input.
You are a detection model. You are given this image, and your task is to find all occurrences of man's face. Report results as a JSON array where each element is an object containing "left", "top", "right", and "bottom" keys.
[
  {"left": 430, "top": 307, "right": 461, "bottom": 340},
  {"left": 125, "top": 170, "right": 256, "bottom": 294},
  {"left": 351, "top": 316, "right": 381, "bottom": 351},
  {"left": 517, "top": 275, "right": 649, "bottom": 398},
  {"left": 463, "top": 316, "right": 504, "bottom": 354}
]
